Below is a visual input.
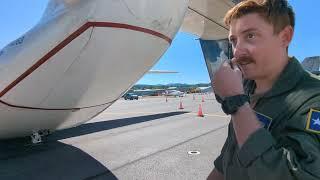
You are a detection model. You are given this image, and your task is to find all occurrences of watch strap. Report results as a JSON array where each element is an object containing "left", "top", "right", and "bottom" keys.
[{"left": 222, "top": 94, "right": 250, "bottom": 115}]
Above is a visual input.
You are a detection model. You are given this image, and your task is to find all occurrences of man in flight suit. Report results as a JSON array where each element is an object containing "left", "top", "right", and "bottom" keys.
[{"left": 207, "top": 0, "right": 320, "bottom": 179}]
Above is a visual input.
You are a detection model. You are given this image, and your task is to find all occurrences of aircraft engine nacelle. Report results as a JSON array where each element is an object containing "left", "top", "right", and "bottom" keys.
[{"left": 0, "top": 0, "right": 189, "bottom": 139}]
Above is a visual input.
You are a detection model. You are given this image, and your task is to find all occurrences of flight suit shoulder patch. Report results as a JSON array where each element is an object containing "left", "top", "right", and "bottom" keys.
[
  {"left": 255, "top": 111, "right": 272, "bottom": 130},
  {"left": 306, "top": 108, "right": 320, "bottom": 134}
]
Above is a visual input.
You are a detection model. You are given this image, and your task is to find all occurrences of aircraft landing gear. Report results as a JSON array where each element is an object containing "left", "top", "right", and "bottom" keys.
[
  {"left": 30, "top": 129, "right": 50, "bottom": 144},
  {"left": 31, "top": 131, "right": 42, "bottom": 144}
]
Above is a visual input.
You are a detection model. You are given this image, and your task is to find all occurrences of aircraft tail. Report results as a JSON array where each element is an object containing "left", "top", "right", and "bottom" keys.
[
  {"left": 301, "top": 56, "right": 320, "bottom": 75},
  {"left": 199, "top": 39, "right": 232, "bottom": 84}
]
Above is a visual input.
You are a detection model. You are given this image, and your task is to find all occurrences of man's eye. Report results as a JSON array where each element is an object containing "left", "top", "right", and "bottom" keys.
[{"left": 247, "top": 33, "right": 255, "bottom": 39}]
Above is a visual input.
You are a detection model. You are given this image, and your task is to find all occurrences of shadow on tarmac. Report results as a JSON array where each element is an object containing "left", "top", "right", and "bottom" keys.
[
  {"left": 0, "top": 138, "right": 118, "bottom": 180},
  {"left": 49, "top": 111, "right": 189, "bottom": 141},
  {"left": 0, "top": 111, "right": 189, "bottom": 180}
]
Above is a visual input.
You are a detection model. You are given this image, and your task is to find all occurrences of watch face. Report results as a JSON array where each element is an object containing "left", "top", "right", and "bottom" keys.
[
  {"left": 222, "top": 100, "right": 237, "bottom": 114},
  {"left": 221, "top": 95, "right": 249, "bottom": 114}
]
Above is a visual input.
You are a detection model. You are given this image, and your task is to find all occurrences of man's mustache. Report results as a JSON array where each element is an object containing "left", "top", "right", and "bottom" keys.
[{"left": 234, "top": 56, "right": 255, "bottom": 66}]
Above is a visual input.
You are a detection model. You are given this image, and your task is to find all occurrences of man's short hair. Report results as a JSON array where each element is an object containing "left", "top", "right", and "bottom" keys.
[{"left": 224, "top": 0, "right": 295, "bottom": 34}]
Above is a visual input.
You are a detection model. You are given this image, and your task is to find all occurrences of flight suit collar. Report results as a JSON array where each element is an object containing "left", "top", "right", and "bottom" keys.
[
  {"left": 263, "top": 57, "right": 305, "bottom": 98},
  {"left": 245, "top": 57, "right": 305, "bottom": 99}
]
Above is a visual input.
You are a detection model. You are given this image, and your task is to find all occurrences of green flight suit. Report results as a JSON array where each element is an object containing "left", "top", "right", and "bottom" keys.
[{"left": 214, "top": 57, "right": 320, "bottom": 180}]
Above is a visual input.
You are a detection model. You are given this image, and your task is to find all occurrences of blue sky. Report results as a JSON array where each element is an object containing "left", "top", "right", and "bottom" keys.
[{"left": 0, "top": 0, "right": 319, "bottom": 85}]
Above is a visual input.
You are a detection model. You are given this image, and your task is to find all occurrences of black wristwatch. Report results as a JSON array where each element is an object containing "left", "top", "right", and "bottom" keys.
[{"left": 221, "top": 94, "right": 250, "bottom": 115}]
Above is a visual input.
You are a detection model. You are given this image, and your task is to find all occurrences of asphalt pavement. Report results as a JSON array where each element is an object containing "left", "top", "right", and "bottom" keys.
[{"left": 0, "top": 94, "right": 229, "bottom": 180}]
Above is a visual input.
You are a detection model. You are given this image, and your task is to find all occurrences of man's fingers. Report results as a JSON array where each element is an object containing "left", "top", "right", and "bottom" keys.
[
  {"left": 230, "top": 58, "right": 242, "bottom": 73},
  {"left": 231, "top": 58, "right": 237, "bottom": 64},
  {"left": 222, "top": 59, "right": 240, "bottom": 72},
  {"left": 222, "top": 60, "right": 231, "bottom": 67},
  {"left": 233, "top": 63, "right": 240, "bottom": 71},
  {"left": 231, "top": 58, "right": 238, "bottom": 68},
  {"left": 221, "top": 59, "right": 242, "bottom": 76}
]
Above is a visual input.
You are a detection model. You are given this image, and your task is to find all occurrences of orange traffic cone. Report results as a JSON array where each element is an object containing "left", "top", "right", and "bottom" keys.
[
  {"left": 202, "top": 96, "right": 205, "bottom": 102},
  {"left": 198, "top": 104, "right": 204, "bottom": 117},
  {"left": 179, "top": 101, "right": 184, "bottom": 109}
]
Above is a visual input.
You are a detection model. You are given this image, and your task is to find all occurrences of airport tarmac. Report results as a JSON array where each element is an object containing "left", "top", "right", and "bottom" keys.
[{"left": 0, "top": 94, "right": 230, "bottom": 180}]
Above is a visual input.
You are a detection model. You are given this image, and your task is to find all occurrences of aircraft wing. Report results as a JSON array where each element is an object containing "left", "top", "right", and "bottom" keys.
[{"left": 182, "top": 0, "right": 240, "bottom": 40}]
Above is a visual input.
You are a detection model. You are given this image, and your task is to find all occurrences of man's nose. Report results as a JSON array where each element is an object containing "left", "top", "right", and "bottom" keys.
[{"left": 232, "top": 41, "right": 246, "bottom": 59}]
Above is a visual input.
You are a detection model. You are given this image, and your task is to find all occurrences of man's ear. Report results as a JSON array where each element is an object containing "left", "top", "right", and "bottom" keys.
[{"left": 280, "top": 26, "right": 294, "bottom": 48}]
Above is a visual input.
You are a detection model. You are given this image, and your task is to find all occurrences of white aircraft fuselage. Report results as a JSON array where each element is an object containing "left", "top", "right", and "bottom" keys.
[
  {"left": 165, "top": 90, "right": 185, "bottom": 97},
  {"left": 0, "top": 0, "right": 189, "bottom": 139}
]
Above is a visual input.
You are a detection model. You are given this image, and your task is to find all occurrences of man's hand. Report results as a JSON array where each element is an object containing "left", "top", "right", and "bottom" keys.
[{"left": 213, "top": 59, "right": 244, "bottom": 98}]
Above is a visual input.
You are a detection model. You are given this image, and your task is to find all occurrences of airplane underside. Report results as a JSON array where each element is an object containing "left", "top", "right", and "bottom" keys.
[
  {"left": 0, "top": 0, "right": 238, "bottom": 140},
  {"left": 0, "top": 0, "right": 189, "bottom": 139}
]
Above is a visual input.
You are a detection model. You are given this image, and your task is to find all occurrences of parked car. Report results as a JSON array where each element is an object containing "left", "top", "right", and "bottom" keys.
[{"left": 123, "top": 93, "right": 139, "bottom": 100}]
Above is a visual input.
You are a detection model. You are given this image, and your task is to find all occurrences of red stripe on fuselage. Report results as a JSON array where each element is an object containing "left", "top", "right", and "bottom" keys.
[
  {"left": 0, "top": 22, "right": 172, "bottom": 98},
  {"left": 0, "top": 99, "right": 114, "bottom": 111}
]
